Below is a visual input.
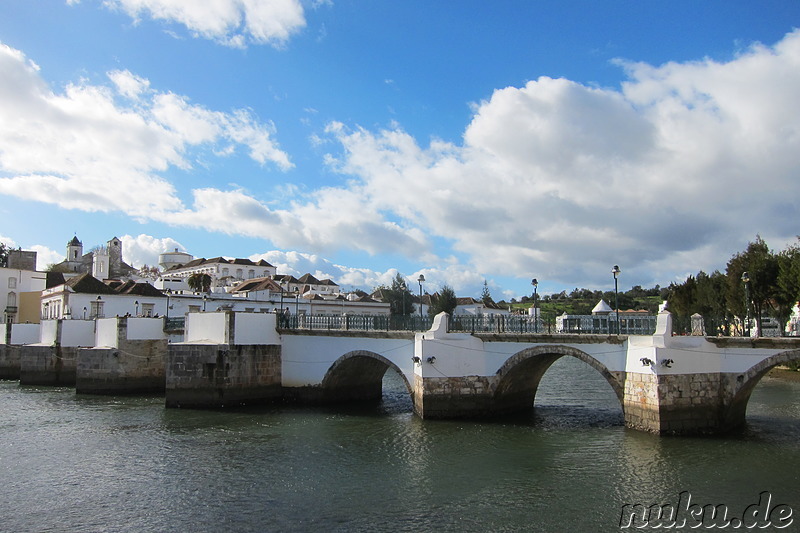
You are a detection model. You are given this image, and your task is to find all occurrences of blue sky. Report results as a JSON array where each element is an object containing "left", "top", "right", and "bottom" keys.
[{"left": 1, "top": 1, "right": 799, "bottom": 301}]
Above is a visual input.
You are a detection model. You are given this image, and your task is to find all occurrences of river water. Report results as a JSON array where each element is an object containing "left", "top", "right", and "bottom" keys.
[{"left": 1, "top": 357, "right": 798, "bottom": 532}]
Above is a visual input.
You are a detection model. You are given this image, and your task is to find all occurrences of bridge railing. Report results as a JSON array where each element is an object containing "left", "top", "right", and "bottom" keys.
[
  {"left": 277, "top": 313, "right": 660, "bottom": 335},
  {"left": 279, "top": 314, "right": 433, "bottom": 332}
]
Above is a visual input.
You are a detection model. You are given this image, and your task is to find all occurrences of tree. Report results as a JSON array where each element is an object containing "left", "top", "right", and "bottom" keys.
[
  {"left": 373, "top": 273, "right": 414, "bottom": 316},
  {"left": 0, "top": 242, "right": 8, "bottom": 267},
  {"left": 188, "top": 272, "right": 212, "bottom": 293},
  {"left": 429, "top": 284, "right": 457, "bottom": 316},
  {"left": 481, "top": 280, "right": 492, "bottom": 304},
  {"left": 775, "top": 239, "right": 800, "bottom": 331},
  {"left": 725, "top": 236, "right": 779, "bottom": 337},
  {"left": 137, "top": 264, "right": 161, "bottom": 280}
]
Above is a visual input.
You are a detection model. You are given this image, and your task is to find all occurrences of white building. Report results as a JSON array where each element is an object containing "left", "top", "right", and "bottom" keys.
[
  {"left": 157, "top": 256, "right": 278, "bottom": 292},
  {"left": 2, "top": 250, "right": 47, "bottom": 324},
  {"left": 41, "top": 273, "right": 166, "bottom": 320}
]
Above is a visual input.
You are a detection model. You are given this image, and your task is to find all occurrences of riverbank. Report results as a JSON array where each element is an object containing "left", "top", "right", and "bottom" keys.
[{"left": 769, "top": 366, "right": 800, "bottom": 382}]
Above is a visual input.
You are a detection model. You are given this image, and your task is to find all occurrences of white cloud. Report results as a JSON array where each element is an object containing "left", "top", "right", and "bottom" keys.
[
  {"left": 248, "top": 250, "right": 485, "bottom": 296},
  {"left": 30, "top": 245, "right": 63, "bottom": 271},
  {"left": 96, "top": 0, "right": 307, "bottom": 48},
  {"left": 321, "top": 30, "right": 800, "bottom": 288},
  {"left": 0, "top": 42, "right": 291, "bottom": 219},
  {"left": 120, "top": 234, "right": 185, "bottom": 268},
  {"left": 4, "top": 30, "right": 800, "bottom": 292}
]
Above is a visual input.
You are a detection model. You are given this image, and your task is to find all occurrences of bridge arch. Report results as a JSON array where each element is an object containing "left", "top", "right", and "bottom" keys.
[
  {"left": 491, "top": 345, "right": 625, "bottom": 414},
  {"left": 321, "top": 350, "right": 412, "bottom": 403},
  {"left": 724, "top": 348, "right": 800, "bottom": 428}
]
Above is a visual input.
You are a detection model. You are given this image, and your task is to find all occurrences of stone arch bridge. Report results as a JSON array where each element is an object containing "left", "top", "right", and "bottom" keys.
[{"left": 164, "top": 310, "right": 800, "bottom": 435}]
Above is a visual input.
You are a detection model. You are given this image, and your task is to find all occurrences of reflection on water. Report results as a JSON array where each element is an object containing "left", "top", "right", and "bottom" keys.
[{"left": 1, "top": 358, "right": 798, "bottom": 532}]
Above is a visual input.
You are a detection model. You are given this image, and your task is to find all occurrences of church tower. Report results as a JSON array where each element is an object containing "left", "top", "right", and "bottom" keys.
[{"left": 66, "top": 236, "right": 83, "bottom": 268}]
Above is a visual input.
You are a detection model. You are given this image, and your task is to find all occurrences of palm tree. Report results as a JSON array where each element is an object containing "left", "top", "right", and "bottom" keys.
[{"left": 187, "top": 273, "right": 212, "bottom": 293}]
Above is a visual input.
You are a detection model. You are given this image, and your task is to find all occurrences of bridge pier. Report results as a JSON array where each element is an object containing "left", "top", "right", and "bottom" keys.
[
  {"left": 622, "top": 371, "right": 741, "bottom": 434},
  {"left": 165, "top": 312, "right": 282, "bottom": 408},
  {"left": 19, "top": 320, "right": 95, "bottom": 386},
  {"left": 76, "top": 317, "right": 168, "bottom": 395}
]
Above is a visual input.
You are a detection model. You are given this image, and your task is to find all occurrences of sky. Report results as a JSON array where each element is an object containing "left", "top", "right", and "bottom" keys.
[{"left": 1, "top": 1, "right": 799, "bottom": 301}]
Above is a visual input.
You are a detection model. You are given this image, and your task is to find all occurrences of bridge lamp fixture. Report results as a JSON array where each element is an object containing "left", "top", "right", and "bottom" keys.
[
  {"left": 411, "top": 356, "right": 421, "bottom": 364},
  {"left": 426, "top": 356, "right": 436, "bottom": 364},
  {"left": 661, "top": 358, "right": 674, "bottom": 368},
  {"left": 640, "top": 357, "right": 654, "bottom": 367},
  {"left": 417, "top": 274, "right": 425, "bottom": 322},
  {"left": 531, "top": 278, "right": 538, "bottom": 333},
  {"left": 612, "top": 265, "right": 621, "bottom": 334},
  {"left": 741, "top": 271, "right": 750, "bottom": 337}
]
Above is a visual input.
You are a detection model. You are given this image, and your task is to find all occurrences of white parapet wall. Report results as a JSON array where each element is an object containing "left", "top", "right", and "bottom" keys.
[
  {"left": 183, "top": 311, "right": 280, "bottom": 345},
  {"left": 127, "top": 317, "right": 167, "bottom": 341},
  {"left": 1, "top": 323, "right": 40, "bottom": 345},
  {"left": 39, "top": 320, "right": 59, "bottom": 345},
  {"left": 95, "top": 318, "right": 119, "bottom": 348},
  {"left": 184, "top": 312, "right": 228, "bottom": 344},
  {"left": 234, "top": 313, "right": 280, "bottom": 345},
  {"left": 38, "top": 319, "right": 95, "bottom": 347}
]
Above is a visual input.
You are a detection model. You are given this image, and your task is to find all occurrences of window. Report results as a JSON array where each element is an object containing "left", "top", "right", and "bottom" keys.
[
  {"left": 236, "top": 269, "right": 243, "bottom": 279},
  {"left": 8, "top": 277, "right": 16, "bottom": 289},
  {"left": 222, "top": 268, "right": 229, "bottom": 277},
  {"left": 7, "top": 292, "right": 16, "bottom": 307},
  {"left": 248, "top": 269, "right": 255, "bottom": 279},
  {"left": 91, "top": 301, "right": 104, "bottom": 319},
  {"left": 142, "top": 303, "right": 155, "bottom": 317}
]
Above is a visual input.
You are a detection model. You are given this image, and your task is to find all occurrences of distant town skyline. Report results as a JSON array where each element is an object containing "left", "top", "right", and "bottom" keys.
[{"left": 1, "top": 1, "right": 799, "bottom": 300}]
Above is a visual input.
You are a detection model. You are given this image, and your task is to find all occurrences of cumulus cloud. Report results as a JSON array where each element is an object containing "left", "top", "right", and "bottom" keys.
[
  {"left": 95, "top": 0, "right": 307, "bottom": 48},
  {"left": 30, "top": 245, "right": 64, "bottom": 271},
  {"left": 120, "top": 234, "right": 185, "bottom": 268},
  {"left": 322, "top": 30, "right": 800, "bottom": 288},
  {"left": 0, "top": 44, "right": 291, "bottom": 220},
  {"left": 4, "top": 30, "right": 800, "bottom": 293},
  {"left": 248, "top": 250, "right": 481, "bottom": 296}
]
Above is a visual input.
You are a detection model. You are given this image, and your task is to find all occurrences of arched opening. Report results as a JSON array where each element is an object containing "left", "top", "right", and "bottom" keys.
[
  {"left": 492, "top": 346, "right": 624, "bottom": 425},
  {"left": 321, "top": 351, "right": 413, "bottom": 412},
  {"left": 725, "top": 349, "right": 800, "bottom": 431}
]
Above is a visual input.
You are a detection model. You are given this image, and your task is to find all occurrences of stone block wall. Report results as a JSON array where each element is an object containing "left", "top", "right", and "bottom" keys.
[
  {"left": 0, "top": 345, "right": 20, "bottom": 380},
  {"left": 165, "top": 344, "right": 282, "bottom": 408},
  {"left": 19, "top": 345, "right": 79, "bottom": 386},
  {"left": 414, "top": 375, "right": 495, "bottom": 418},
  {"left": 623, "top": 371, "right": 738, "bottom": 435},
  {"left": 76, "top": 339, "right": 168, "bottom": 395}
]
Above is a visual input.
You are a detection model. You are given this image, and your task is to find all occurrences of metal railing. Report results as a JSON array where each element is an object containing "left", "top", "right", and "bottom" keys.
[{"left": 280, "top": 314, "right": 433, "bottom": 332}]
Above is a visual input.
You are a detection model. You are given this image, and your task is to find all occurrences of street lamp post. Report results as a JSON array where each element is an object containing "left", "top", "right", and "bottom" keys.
[
  {"left": 134, "top": 300, "right": 139, "bottom": 317},
  {"left": 531, "top": 278, "right": 538, "bottom": 333},
  {"left": 165, "top": 290, "right": 170, "bottom": 319},
  {"left": 202, "top": 294, "right": 207, "bottom": 312},
  {"left": 417, "top": 274, "right": 425, "bottom": 325},
  {"left": 741, "top": 271, "right": 750, "bottom": 337},
  {"left": 612, "top": 265, "right": 621, "bottom": 334}
]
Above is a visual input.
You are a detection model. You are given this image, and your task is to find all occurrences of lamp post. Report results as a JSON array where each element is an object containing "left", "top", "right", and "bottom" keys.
[
  {"left": 134, "top": 300, "right": 139, "bottom": 317},
  {"left": 83, "top": 307, "right": 87, "bottom": 320},
  {"left": 612, "top": 265, "right": 621, "bottom": 334},
  {"left": 531, "top": 278, "right": 538, "bottom": 333},
  {"left": 417, "top": 274, "right": 425, "bottom": 325},
  {"left": 165, "top": 290, "right": 170, "bottom": 319},
  {"left": 96, "top": 295, "right": 102, "bottom": 319},
  {"left": 741, "top": 271, "right": 750, "bottom": 337},
  {"left": 202, "top": 294, "right": 207, "bottom": 312}
]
